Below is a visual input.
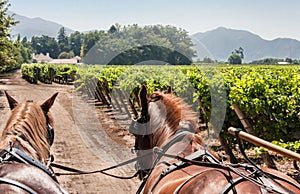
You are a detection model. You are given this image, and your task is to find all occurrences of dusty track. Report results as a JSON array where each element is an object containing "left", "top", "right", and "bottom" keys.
[{"left": 0, "top": 71, "right": 140, "bottom": 194}]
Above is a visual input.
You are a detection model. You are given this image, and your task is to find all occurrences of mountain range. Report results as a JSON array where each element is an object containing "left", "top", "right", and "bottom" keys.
[
  {"left": 191, "top": 27, "right": 300, "bottom": 62},
  {"left": 9, "top": 12, "right": 300, "bottom": 62},
  {"left": 9, "top": 11, "right": 73, "bottom": 39}
]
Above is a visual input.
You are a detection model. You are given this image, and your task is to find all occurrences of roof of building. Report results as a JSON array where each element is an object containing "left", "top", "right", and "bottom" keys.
[
  {"left": 33, "top": 53, "right": 52, "bottom": 62},
  {"left": 49, "top": 58, "right": 78, "bottom": 64},
  {"left": 277, "top": 61, "right": 290, "bottom": 65}
]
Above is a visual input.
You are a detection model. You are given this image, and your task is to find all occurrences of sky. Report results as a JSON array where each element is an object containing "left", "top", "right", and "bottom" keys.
[{"left": 8, "top": 0, "right": 300, "bottom": 40}]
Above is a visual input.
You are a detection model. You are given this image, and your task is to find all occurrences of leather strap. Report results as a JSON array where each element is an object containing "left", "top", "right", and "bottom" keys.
[{"left": 0, "top": 177, "right": 38, "bottom": 194}]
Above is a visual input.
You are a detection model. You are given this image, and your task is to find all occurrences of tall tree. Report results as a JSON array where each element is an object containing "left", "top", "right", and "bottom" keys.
[
  {"left": 80, "top": 30, "right": 107, "bottom": 58},
  {"left": 14, "top": 36, "right": 32, "bottom": 63},
  {"left": 228, "top": 47, "right": 244, "bottom": 64},
  {"left": 108, "top": 25, "right": 117, "bottom": 34},
  {"left": 228, "top": 53, "right": 242, "bottom": 64},
  {"left": 0, "top": 0, "right": 21, "bottom": 72},
  {"left": 68, "top": 31, "right": 82, "bottom": 56},
  {"left": 57, "top": 27, "right": 69, "bottom": 53}
]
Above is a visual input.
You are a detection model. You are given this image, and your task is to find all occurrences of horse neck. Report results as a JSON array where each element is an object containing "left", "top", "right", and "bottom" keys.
[
  {"left": 150, "top": 110, "right": 200, "bottom": 156},
  {"left": 0, "top": 103, "right": 51, "bottom": 165},
  {"left": 150, "top": 105, "right": 198, "bottom": 148},
  {"left": 0, "top": 135, "right": 40, "bottom": 159}
]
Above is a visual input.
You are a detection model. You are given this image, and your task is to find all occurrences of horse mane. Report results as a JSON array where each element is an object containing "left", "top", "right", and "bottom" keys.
[
  {"left": 149, "top": 91, "right": 199, "bottom": 147},
  {"left": 0, "top": 101, "right": 51, "bottom": 165}
]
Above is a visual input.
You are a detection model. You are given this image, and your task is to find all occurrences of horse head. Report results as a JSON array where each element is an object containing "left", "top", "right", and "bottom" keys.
[
  {"left": 1, "top": 92, "right": 58, "bottom": 165},
  {"left": 129, "top": 85, "right": 198, "bottom": 179}
]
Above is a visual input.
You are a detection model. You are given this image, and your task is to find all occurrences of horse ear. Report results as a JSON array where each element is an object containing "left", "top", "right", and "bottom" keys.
[
  {"left": 166, "top": 86, "right": 172, "bottom": 94},
  {"left": 5, "top": 91, "right": 18, "bottom": 110},
  {"left": 41, "top": 92, "right": 58, "bottom": 113},
  {"left": 139, "top": 85, "right": 148, "bottom": 111}
]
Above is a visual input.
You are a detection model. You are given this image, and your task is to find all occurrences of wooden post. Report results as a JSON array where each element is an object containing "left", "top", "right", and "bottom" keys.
[
  {"left": 228, "top": 127, "right": 300, "bottom": 161},
  {"left": 116, "top": 89, "right": 131, "bottom": 118},
  {"left": 232, "top": 103, "right": 256, "bottom": 135},
  {"left": 101, "top": 79, "right": 112, "bottom": 104},
  {"left": 232, "top": 103, "right": 277, "bottom": 169},
  {"left": 197, "top": 96, "right": 237, "bottom": 163},
  {"left": 128, "top": 97, "right": 138, "bottom": 118},
  {"left": 95, "top": 80, "right": 109, "bottom": 105}
]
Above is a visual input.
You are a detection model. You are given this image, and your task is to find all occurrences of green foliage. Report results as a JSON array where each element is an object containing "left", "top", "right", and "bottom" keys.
[
  {"left": 80, "top": 30, "right": 107, "bottom": 58},
  {"left": 26, "top": 64, "right": 300, "bottom": 144},
  {"left": 228, "top": 66, "right": 300, "bottom": 140},
  {"left": 228, "top": 47, "right": 244, "bottom": 64},
  {"left": 0, "top": 0, "right": 21, "bottom": 73},
  {"left": 228, "top": 53, "right": 242, "bottom": 64},
  {"left": 57, "top": 27, "right": 69, "bottom": 53},
  {"left": 272, "top": 140, "right": 300, "bottom": 153},
  {"left": 31, "top": 35, "right": 60, "bottom": 58},
  {"left": 58, "top": 51, "right": 74, "bottom": 59},
  {"left": 12, "top": 24, "right": 196, "bottom": 66},
  {"left": 250, "top": 58, "right": 300, "bottom": 65},
  {"left": 83, "top": 24, "right": 196, "bottom": 65},
  {"left": 68, "top": 31, "right": 82, "bottom": 56},
  {"left": 21, "top": 63, "right": 77, "bottom": 83}
]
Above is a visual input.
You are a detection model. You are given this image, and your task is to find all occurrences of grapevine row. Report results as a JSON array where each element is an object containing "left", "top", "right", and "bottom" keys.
[
  {"left": 21, "top": 64, "right": 300, "bottom": 145},
  {"left": 21, "top": 63, "right": 77, "bottom": 84}
]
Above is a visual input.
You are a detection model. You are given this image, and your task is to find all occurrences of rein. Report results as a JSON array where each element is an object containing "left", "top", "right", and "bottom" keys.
[
  {"left": 42, "top": 140, "right": 299, "bottom": 194},
  {"left": 50, "top": 150, "right": 155, "bottom": 179}
]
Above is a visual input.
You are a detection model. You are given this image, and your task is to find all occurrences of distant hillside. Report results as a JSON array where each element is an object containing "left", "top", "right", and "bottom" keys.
[
  {"left": 9, "top": 11, "right": 74, "bottom": 39},
  {"left": 191, "top": 27, "right": 300, "bottom": 62},
  {"left": 8, "top": 12, "right": 300, "bottom": 62}
]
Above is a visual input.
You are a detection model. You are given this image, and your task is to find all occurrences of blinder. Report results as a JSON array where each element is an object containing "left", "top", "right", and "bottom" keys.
[
  {"left": 129, "top": 114, "right": 152, "bottom": 152},
  {"left": 42, "top": 106, "right": 54, "bottom": 146},
  {"left": 47, "top": 124, "right": 54, "bottom": 146},
  {"left": 129, "top": 115, "right": 150, "bottom": 135}
]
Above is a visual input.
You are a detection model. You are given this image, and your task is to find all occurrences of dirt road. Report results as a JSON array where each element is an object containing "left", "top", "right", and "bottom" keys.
[{"left": 0, "top": 71, "right": 140, "bottom": 194}]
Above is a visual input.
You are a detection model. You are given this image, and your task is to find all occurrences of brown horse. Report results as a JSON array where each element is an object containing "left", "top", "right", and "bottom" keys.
[
  {"left": 0, "top": 92, "right": 68, "bottom": 193},
  {"left": 129, "top": 85, "right": 300, "bottom": 194}
]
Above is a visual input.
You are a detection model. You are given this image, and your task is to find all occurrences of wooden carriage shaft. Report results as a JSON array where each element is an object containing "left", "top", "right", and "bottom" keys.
[{"left": 228, "top": 127, "right": 300, "bottom": 162}]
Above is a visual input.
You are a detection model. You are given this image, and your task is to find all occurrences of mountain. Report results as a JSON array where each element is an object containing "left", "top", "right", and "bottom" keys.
[
  {"left": 191, "top": 27, "right": 300, "bottom": 62},
  {"left": 8, "top": 12, "right": 300, "bottom": 62},
  {"left": 9, "top": 12, "right": 74, "bottom": 39}
]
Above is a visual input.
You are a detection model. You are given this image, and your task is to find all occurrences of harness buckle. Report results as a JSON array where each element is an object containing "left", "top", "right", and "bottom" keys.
[
  {"left": 131, "top": 147, "right": 137, "bottom": 154},
  {"left": 153, "top": 147, "right": 163, "bottom": 154}
]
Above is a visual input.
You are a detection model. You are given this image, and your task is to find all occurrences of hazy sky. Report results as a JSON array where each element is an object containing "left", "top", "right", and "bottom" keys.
[{"left": 8, "top": 0, "right": 300, "bottom": 40}]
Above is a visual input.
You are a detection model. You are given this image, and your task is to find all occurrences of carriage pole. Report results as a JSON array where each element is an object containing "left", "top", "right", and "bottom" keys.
[{"left": 228, "top": 127, "right": 300, "bottom": 161}]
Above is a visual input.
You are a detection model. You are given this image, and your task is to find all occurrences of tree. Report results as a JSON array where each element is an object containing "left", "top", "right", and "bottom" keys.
[
  {"left": 202, "top": 57, "right": 215, "bottom": 63},
  {"left": 285, "top": 57, "right": 292, "bottom": 64},
  {"left": 228, "top": 47, "right": 244, "bottom": 64},
  {"left": 235, "top": 47, "right": 244, "bottom": 60},
  {"left": 80, "top": 30, "right": 107, "bottom": 57},
  {"left": 68, "top": 31, "right": 82, "bottom": 56},
  {"left": 0, "top": 0, "right": 21, "bottom": 73},
  {"left": 228, "top": 53, "right": 242, "bottom": 64},
  {"left": 58, "top": 51, "right": 74, "bottom": 59},
  {"left": 108, "top": 25, "right": 117, "bottom": 34},
  {"left": 84, "top": 24, "right": 196, "bottom": 65},
  {"left": 31, "top": 35, "right": 60, "bottom": 58},
  {"left": 57, "top": 27, "right": 69, "bottom": 52}
]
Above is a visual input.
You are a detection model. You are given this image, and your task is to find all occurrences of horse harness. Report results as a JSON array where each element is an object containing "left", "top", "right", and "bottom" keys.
[
  {"left": 136, "top": 129, "right": 299, "bottom": 194},
  {"left": 0, "top": 144, "right": 57, "bottom": 194}
]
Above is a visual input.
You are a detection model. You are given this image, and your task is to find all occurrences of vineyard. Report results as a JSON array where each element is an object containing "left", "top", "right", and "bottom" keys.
[{"left": 21, "top": 63, "right": 300, "bottom": 152}]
